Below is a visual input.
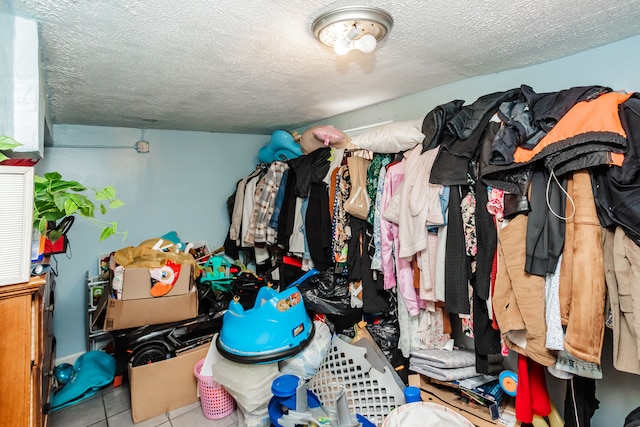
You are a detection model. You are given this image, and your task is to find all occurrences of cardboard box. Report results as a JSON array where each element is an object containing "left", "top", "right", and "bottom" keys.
[
  {"left": 94, "top": 264, "right": 198, "bottom": 331},
  {"left": 409, "top": 374, "right": 519, "bottom": 427},
  {"left": 129, "top": 343, "right": 208, "bottom": 423},
  {"left": 119, "top": 265, "right": 193, "bottom": 299}
]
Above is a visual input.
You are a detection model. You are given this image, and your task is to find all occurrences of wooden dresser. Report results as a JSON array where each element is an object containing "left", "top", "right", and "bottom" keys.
[{"left": 0, "top": 272, "right": 55, "bottom": 427}]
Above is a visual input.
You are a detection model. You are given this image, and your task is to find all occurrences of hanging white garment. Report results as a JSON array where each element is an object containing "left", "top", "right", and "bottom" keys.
[{"left": 240, "top": 174, "right": 260, "bottom": 247}]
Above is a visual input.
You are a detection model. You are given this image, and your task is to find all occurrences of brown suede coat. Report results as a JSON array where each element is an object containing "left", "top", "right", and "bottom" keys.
[
  {"left": 559, "top": 170, "right": 606, "bottom": 364},
  {"left": 494, "top": 213, "right": 558, "bottom": 367}
]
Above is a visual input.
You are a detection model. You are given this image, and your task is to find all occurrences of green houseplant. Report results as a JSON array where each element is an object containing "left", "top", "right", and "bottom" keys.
[
  {"left": 1, "top": 135, "right": 126, "bottom": 242},
  {"left": 33, "top": 172, "right": 127, "bottom": 242}
]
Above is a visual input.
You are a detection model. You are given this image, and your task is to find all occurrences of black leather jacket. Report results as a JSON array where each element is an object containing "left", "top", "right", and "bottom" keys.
[
  {"left": 429, "top": 89, "right": 520, "bottom": 186},
  {"left": 593, "top": 93, "right": 640, "bottom": 244}
]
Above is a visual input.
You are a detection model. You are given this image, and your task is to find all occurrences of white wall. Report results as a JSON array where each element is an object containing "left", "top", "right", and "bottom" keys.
[
  {"left": 0, "top": 7, "right": 46, "bottom": 156},
  {"left": 317, "top": 34, "right": 640, "bottom": 427},
  {"left": 36, "top": 125, "right": 266, "bottom": 359},
  {"left": 0, "top": 3, "right": 15, "bottom": 137}
]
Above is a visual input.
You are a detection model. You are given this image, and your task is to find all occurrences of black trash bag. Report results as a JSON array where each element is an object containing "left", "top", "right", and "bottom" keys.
[
  {"left": 364, "top": 312, "right": 408, "bottom": 383},
  {"left": 366, "top": 319, "right": 400, "bottom": 353},
  {"left": 297, "top": 270, "right": 361, "bottom": 317}
]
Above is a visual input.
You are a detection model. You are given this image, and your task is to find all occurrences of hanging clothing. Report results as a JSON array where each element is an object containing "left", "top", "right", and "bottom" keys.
[
  {"left": 489, "top": 85, "right": 611, "bottom": 165},
  {"left": 564, "top": 376, "right": 599, "bottom": 427},
  {"left": 444, "top": 185, "right": 471, "bottom": 315},
  {"left": 306, "top": 181, "right": 333, "bottom": 271},
  {"left": 380, "top": 159, "right": 422, "bottom": 316},
  {"left": 229, "top": 167, "right": 263, "bottom": 242},
  {"left": 331, "top": 165, "right": 351, "bottom": 269},
  {"left": 276, "top": 167, "right": 297, "bottom": 250},
  {"left": 602, "top": 226, "right": 640, "bottom": 375},
  {"left": 592, "top": 93, "right": 640, "bottom": 245},
  {"left": 545, "top": 254, "right": 564, "bottom": 351},
  {"left": 493, "top": 213, "right": 558, "bottom": 367},
  {"left": 421, "top": 99, "right": 465, "bottom": 152},
  {"left": 515, "top": 355, "right": 551, "bottom": 424},
  {"left": 347, "top": 217, "right": 391, "bottom": 314},
  {"left": 559, "top": 170, "right": 606, "bottom": 365},
  {"left": 366, "top": 153, "right": 392, "bottom": 225},
  {"left": 287, "top": 147, "right": 331, "bottom": 198},
  {"left": 288, "top": 197, "right": 306, "bottom": 257},
  {"left": 240, "top": 173, "right": 262, "bottom": 247},
  {"left": 267, "top": 168, "right": 289, "bottom": 243},
  {"left": 525, "top": 168, "right": 567, "bottom": 276},
  {"left": 245, "top": 161, "right": 289, "bottom": 246},
  {"left": 430, "top": 89, "right": 520, "bottom": 186},
  {"left": 483, "top": 91, "right": 632, "bottom": 192},
  {"left": 370, "top": 164, "right": 388, "bottom": 271},
  {"left": 398, "top": 145, "right": 444, "bottom": 259}
]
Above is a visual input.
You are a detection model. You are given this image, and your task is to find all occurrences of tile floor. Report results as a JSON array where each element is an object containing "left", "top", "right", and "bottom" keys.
[{"left": 48, "top": 383, "right": 239, "bottom": 427}]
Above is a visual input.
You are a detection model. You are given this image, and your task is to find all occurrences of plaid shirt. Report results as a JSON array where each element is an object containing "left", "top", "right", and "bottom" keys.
[{"left": 245, "top": 161, "right": 289, "bottom": 245}]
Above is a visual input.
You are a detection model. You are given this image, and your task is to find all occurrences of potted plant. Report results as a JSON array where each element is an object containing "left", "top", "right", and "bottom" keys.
[
  {"left": 2, "top": 135, "right": 126, "bottom": 242},
  {"left": 34, "top": 171, "right": 127, "bottom": 242}
]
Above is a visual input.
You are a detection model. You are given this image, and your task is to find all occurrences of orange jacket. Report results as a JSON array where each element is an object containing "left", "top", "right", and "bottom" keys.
[
  {"left": 512, "top": 91, "right": 632, "bottom": 166},
  {"left": 482, "top": 92, "right": 633, "bottom": 192}
]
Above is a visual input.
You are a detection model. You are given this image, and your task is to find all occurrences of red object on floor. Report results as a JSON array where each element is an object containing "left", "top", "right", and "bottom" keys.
[
  {"left": 112, "top": 374, "right": 123, "bottom": 388},
  {"left": 515, "top": 354, "right": 551, "bottom": 423}
]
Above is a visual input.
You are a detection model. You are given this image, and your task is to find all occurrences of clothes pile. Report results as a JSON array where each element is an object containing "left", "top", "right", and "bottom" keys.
[{"left": 409, "top": 348, "right": 503, "bottom": 382}]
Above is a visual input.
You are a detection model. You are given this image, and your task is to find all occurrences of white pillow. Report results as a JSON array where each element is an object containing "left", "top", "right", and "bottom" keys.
[{"left": 350, "top": 119, "right": 424, "bottom": 153}]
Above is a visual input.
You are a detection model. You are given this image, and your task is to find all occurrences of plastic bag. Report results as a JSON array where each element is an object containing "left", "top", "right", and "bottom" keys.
[
  {"left": 296, "top": 270, "right": 360, "bottom": 316},
  {"left": 279, "top": 320, "right": 332, "bottom": 380}
]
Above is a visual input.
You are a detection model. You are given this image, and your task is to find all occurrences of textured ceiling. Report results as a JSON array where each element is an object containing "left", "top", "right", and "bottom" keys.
[{"left": 8, "top": 0, "right": 640, "bottom": 135}]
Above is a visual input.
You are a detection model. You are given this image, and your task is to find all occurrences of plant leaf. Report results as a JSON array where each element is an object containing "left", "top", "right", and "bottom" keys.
[
  {"left": 48, "top": 229, "right": 62, "bottom": 243},
  {"left": 94, "top": 186, "right": 117, "bottom": 200},
  {"left": 38, "top": 217, "right": 48, "bottom": 235},
  {"left": 34, "top": 175, "right": 48, "bottom": 184},
  {"left": 78, "top": 204, "right": 94, "bottom": 217},
  {"left": 99, "top": 225, "right": 115, "bottom": 241},
  {"left": 63, "top": 198, "right": 79, "bottom": 215},
  {"left": 43, "top": 171, "right": 62, "bottom": 181},
  {"left": 49, "top": 180, "right": 86, "bottom": 193},
  {"left": 109, "top": 199, "right": 125, "bottom": 209},
  {"left": 0, "top": 135, "right": 22, "bottom": 149},
  {"left": 100, "top": 203, "right": 107, "bottom": 215}
]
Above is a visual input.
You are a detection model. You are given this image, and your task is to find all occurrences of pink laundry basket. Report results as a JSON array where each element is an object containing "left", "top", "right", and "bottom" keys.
[{"left": 193, "top": 358, "right": 235, "bottom": 419}]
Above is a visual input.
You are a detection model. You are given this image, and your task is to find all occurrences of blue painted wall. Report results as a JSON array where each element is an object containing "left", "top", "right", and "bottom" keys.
[{"left": 35, "top": 126, "right": 266, "bottom": 359}]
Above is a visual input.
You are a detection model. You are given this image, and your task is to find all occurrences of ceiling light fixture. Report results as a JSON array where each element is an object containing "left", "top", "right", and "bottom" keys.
[{"left": 312, "top": 6, "right": 393, "bottom": 55}]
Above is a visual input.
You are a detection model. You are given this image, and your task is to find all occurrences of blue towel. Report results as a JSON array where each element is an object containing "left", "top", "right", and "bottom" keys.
[{"left": 51, "top": 351, "right": 116, "bottom": 411}]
